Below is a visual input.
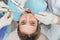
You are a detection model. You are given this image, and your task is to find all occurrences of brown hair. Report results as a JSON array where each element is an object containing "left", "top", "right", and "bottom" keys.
[{"left": 17, "top": 21, "right": 41, "bottom": 40}]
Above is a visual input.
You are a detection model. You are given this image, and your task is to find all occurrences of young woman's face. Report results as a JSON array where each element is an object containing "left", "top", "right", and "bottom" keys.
[{"left": 19, "top": 9, "right": 38, "bottom": 35}]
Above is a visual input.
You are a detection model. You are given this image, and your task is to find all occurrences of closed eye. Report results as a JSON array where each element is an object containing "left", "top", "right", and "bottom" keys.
[
  {"left": 21, "top": 21, "right": 26, "bottom": 25},
  {"left": 30, "top": 21, "right": 35, "bottom": 26}
]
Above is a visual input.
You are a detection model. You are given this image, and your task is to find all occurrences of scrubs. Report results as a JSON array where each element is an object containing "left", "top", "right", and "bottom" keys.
[
  {"left": 41, "top": 0, "right": 60, "bottom": 40},
  {"left": 47, "top": 0, "right": 60, "bottom": 40}
]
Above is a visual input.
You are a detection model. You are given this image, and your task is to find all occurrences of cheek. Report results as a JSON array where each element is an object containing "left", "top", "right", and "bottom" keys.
[{"left": 20, "top": 25, "right": 37, "bottom": 35}]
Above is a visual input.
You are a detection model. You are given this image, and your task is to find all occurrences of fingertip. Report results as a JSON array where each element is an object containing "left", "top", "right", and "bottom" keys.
[{"left": 3, "top": 12, "right": 10, "bottom": 18}]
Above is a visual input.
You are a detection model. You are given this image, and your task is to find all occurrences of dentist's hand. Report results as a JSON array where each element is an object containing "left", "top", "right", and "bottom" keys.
[
  {"left": 0, "top": 1, "right": 9, "bottom": 12},
  {"left": 0, "top": 1, "right": 9, "bottom": 8},
  {"left": 0, "top": 12, "right": 13, "bottom": 29},
  {"left": 35, "top": 12, "right": 58, "bottom": 25}
]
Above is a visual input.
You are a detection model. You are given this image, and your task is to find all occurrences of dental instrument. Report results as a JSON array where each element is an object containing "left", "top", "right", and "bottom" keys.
[{"left": 11, "top": 0, "right": 25, "bottom": 12}]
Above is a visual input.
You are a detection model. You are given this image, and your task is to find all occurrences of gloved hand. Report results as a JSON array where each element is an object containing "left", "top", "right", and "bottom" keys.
[
  {"left": 35, "top": 12, "right": 58, "bottom": 25},
  {"left": 0, "top": 12, "right": 13, "bottom": 29},
  {"left": 0, "top": 1, "right": 9, "bottom": 12},
  {"left": 0, "top": 1, "right": 9, "bottom": 8}
]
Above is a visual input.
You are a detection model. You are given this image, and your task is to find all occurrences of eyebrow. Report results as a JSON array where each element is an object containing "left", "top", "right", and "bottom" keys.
[
  {"left": 20, "top": 20, "right": 26, "bottom": 23},
  {"left": 29, "top": 21, "right": 36, "bottom": 23}
]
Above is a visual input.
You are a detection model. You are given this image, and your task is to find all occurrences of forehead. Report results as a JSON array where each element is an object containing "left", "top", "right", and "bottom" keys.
[{"left": 20, "top": 13, "right": 37, "bottom": 21}]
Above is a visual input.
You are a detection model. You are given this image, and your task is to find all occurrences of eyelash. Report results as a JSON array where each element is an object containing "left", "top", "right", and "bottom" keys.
[
  {"left": 21, "top": 21, "right": 35, "bottom": 26},
  {"left": 21, "top": 22, "right": 26, "bottom": 25},
  {"left": 30, "top": 22, "right": 35, "bottom": 26}
]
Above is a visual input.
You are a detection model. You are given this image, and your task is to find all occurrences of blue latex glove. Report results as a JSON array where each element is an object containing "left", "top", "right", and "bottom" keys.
[
  {"left": 0, "top": 14, "right": 7, "bottom": 40},
  {"left": 24, "top": 0, "right": 47, "bottom": 14}
]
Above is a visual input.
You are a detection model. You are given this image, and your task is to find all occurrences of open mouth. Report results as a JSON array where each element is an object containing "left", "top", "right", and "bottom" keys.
[{"left": 25, "top": 9, "right": 32, "bottom": 14}]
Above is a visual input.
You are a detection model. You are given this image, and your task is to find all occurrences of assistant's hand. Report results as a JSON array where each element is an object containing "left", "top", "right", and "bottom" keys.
[
  {"left": 0, "top": 12, "right": 13, "bottom": 29},
  {"left": 35, "top": 12, "right": 58, "bottom": 25}
]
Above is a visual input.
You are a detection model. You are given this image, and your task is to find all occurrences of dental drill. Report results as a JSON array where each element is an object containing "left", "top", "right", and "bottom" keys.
[{"left": 11, "top": 0, "right": 25, "bottom": 12}]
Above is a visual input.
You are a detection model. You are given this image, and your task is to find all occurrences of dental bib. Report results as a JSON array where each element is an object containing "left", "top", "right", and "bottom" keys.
[
  {"left": 8, "top": 0, "right": 47, "bottom": 21},
  {"left": 24, "top": 0, "right": 47, "bottom": 14}
]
